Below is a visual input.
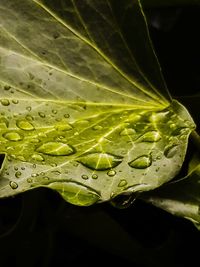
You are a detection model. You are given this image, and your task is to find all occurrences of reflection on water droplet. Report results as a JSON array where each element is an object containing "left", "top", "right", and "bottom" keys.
[
  {"left": 107, "top": 170, "right": 116, "bottom": 177},
  {"left": 78, "top": 152, "right": 122, "bottom": 171},
  {"left": 92, "top": 174, "right": 98, "bottom": 179},
  {"left": 120, "top": 128, "right": 136, "bottom": 136},
  {"left": 26, "top": 106, "right": 32, "bottom": 111},
  {"left": 1, "top": 99, "right": 10, "bottom": 106},
  {"left": 140, "top": 131, "right": 161, "bottom": 142},
  {"left": 164, "top": 145, "right": 178, "bottom": 158},
  {"left": 129, "top": 155, "right": 152, "bottom": 169},
  {"left": 31, "top": 154, "right": 44, "bottom": 161},
  {"left": 48, "top": 182, "right": 100, "bottom": 206},
  {"left": 38, "top": 112, "right": 46, "bottom": 118},
  {"left": 15, "top": 171, "right": 22, "bottom": 178},
  {"left": 36, "top": 142, "right": 75, "bottom": 156},
  {"left": 93, "top": 125, "right": 103, "bottom": 130},
  {"left": 16, "top": 120, "right": 35, "bottom": 131},
  {"left": 82, "top": 174, "right": 88, "bottom": 180},
  {"left": 3, "top": 132, "right": 23, "bottom": 141},
  {"left": 55, "top": 123, "right": 73, "bottom": 131},
  {"left": 12, "top": 99, "right": 19, "bottom": 104},
  {"left": 9, "top": 181, "right": 18, "bottom": 189},
  {"left": 118, "top": 179, "right": 127, "bottom": 187}
]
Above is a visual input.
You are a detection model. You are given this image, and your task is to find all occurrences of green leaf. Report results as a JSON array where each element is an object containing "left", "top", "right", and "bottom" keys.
[
  {"left": 0, "top": 0, "right": 195, "bottom": 205},
  {"left": 142, "top": 151, "right": 200, "bottom": 228}
]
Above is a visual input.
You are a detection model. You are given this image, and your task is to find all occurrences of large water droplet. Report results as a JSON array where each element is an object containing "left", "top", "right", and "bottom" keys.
[
  {"left": 36, "top": 142, "right": 75, "bottom": 156},
  {"left": 140, "top": 131, "right": 161, "bottom": 142},
  {"left": 16, "top": 120, "right": 35, "bottom": 131},
  {"left": 164, "top": 145, "right": 178, "bottom": 158},
  {"left": 9, "top": 181, "right": 18, "bottom": 189},
  {"left": 31, "top": 153, "right": 45, "bottom": 161},
  {"left": 3, "top": 132, "right": 23, "bottom": 141},
  {"left": 48, "top": 182, "right": 100, "bottom": 206},
  {"left": 120, "top": 128, "right": 136, "bottom": 136},
  {"left": 1, "top": 99, "right": 10, "bottom": 106},
  {"left": 78, "top": 153, "right": 122, "bottom": 171},
  {"left": 129, "top": 155, "right": 152, "bottom": 169}
]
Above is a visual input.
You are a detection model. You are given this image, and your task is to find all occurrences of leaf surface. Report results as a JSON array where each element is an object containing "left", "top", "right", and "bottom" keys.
[{"left": 0, "top": 0, "right": 195, "bottom": 205}]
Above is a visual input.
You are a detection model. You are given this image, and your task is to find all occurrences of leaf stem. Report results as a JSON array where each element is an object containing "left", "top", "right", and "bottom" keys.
[{"left": 191, "top": 130, "right": 200, "bottom": 153}]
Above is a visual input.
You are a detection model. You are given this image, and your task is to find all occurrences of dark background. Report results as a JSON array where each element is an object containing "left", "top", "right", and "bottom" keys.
[{"left": 0, "top": 5, "right": 200, "bottom": 267}]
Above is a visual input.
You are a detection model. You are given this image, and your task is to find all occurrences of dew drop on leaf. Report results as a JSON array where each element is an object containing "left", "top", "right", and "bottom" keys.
[
  {"left": 27, "top": 178, "right": 33, "bottom": 183},
  {"left": 120, "top": 128, "right": 136, "bottom": 136},
  {"left": 128, "top": 155, "right": 152, "bottom": 169},
  {"left": 118, "top": 179, "right": 127, "bottom": 187},
  {"left": 38, "top": 112, "right": 46, "bottom": 118},
  {"left": 55, "top": 123, "right": 73, "bottom": 131},
  {"left": 16, "top": 120, "right": 35, "bottom": 131},
  {"left": 93, "top": 125, "right": 103, "bottom": 130},
  {"left": 0, "top": 99, "right": 10, "bottom": 106},
  {"left": 92, "top": 174, "right": 98, "bottom": 179},
  {"left": 36, "top": 142, "right": 75, "bottom": 156},
  {"left": 81, "top": 174, "right": 89, "bottom": 180},
  {"left": 78, "top": 153, "right": 122, "bottom": 170},
  {"left": 9, "top": 181, "right": 18, "bottom": 189},
  {"left": 3, "top": 132, "right": 23, "bottom": 141},
  {"left": 15, "top": 171, "right": 22, "bottom": 178},
  {"left": 107, "top": 170, "right": 116, "bottom": 177},
  {"left": 48, "top": 182, "right": 100, "bottom": 206},
  {"left": 164, "top": 145, "right": 178, "bottom": 158},
  {"left": 140, "top": 131, "right": 161, "bottom": 142},
  {"left": 31, "top": 154, "right": 45, "bottom": 161},
  {"left": 12, "top": 99, "right": 19, "bottom": 104}
]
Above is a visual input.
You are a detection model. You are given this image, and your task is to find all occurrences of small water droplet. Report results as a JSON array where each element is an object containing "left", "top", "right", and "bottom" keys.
[
  {"left": 36, "top": 142, "right": 75, "bottom": 156},
  {"left": 164, "top": 145, "right": 178, "bottom": 158},
  {"left": 9, "top": 181, "right": 18, "bottom": 189},
  {"left": 92, "top": 174, "right": 98, "bottom": 179},
  {"left": 15, "top": 171, "right": 22, "bottom": 178},
  {"left": 38, "top": 112, "right": 46, "bottom": 118},
  {"left": 129, "top": 155, "right": 152, "bottom": 169},
  {"left": 27, "top": 178, "right": 33, "bottom": 183},
  {"left": 78, "top": 153, "right": 122, "bottom": 171},
  {"left": 107, "top": 170, "right": 116, "bottom": 177},
  {"left": 31, "top": 154, "right": 44, "bottom": 161},
  {"left": 81, "top": 174, "right": 89, "bottom": 180},
  {"left": 93, "top": 125, "right": 103, "bottom": 130},
  {"left": 16, "top": 120, "right": 35, "bottom": 131},
  {"left": 64, "top": 114, "right": 70, "bottom": 118},
  {"left": 140, "top": 131, "right": 161, "bottom": 142},
  {"left": 14, "top": 166, "right": 18, "bottom": 171},
  {"left": 118, "top": 179, "right": 127, "bottom": 187},
  {"left": 4, "top": 85, "right": 11, "bottom": 91},
  {"left": 52, "top": 109, "right": 57, "bottom": 114},
  {"left": 12, "top": 99, "right": 19, "bottom": 104},
  {"left": 120, "top": 128, "right": 136, "bottom": 136},
  {"left": 26, "top": 115, "right": 34, "bottom": 121},
  {"left": 55, "top": 123, "right": 73, "bottom": 131},
  {"left": 1, "top": 99, "right": 10, "bottom": 106},
  {"left": 31, "top": 173, "right": 37, "bottom": 177},
  {"left": 51, "top": 170, "right": 61, "bottom": 176},
  {"left": 3, "top": 132, "right": 23, "bottom": 141},
  {"left": 26, "top": 106, "right": 32, "bottom": 112}
]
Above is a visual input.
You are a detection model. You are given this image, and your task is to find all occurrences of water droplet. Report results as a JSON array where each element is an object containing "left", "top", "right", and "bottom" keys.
[
  {"left": 118, "top": 179, "right": 127, "bottom": 187},
  {"left": 129, "top": 155, "right": 152, "bottom": 169},
  {"left": 38, "top": 112, "right": 46, "bottom": 118},
  {"left": 120, "top": 128, "right": 136, "bottom": 136},
  {"left": 16, "top": 120, "right": 35, "bottom": 131},
  {"left": 27, "top": 178, "right": 33, "bottom": 183},
  {"left": 164, "top": 145, "right": 178, "bottom": 158},
  {"left": 1, "top": 99, "right": 10, "bottom": 106},
  {"left": 52, "top": 109, "right": 57, "bottom": 114},
  {"left": 0, "top": 117, "right": 9, "bottom": 127},
  {"left": 3, "top": 132, "right": 23, "bottom": 141},
  {"left": 36, "top": 142, "right": 75, "bottom": 156},
  {"left": 4, "top": 85, "right": 11, "bottom": 91},
  {"left": 48, "top": 182, "right": 100, "bottom": 206},
  {"left": 55, "top": 123, "right": 73, "bottom": 131},
  {"left": 9, "top": 181, "right": 18, "bottom": 189},
  {"left": 64, "top": 114, "right": 70, "bottom": 118},
  {"left": 15, "top": 171, "right": 22, "bottom": 178},
  {"left": 31, "top": 154, "right": 44, "bottom": 161},
  {"left": 93, "top": 125, "right": 103, "bottom": 130},
  {"left": 81, "top": 174, "right": 88, "bottom": 180},
  {"left": 26, "top": 115, "right": 34, "bottom": 121},
  {"left": 78, "top": 153, "right": 122, "bottom": 171},
  {"left": 31, "top": 173, "right": 37, "bottom": 177},
  {"left": 12, "top": 99, "right": 19, "bottom": 104},
  {"left": 14, "top": 166, "right": 18, "bottom": 171},
  {"left": 107, "top": 170, "right": 116, "bottom": 177},
  {"left": 92, "top": 174, "right": 98, "bottom": 179},
  {"left": 26, "top": 106, "right": 32, "bottom": 111},
  {"left": 140, "top": 131, "right": 161, "bottom": 142},
  {"left": 51, "top": 170, "right": 61, "bottom": 176}
]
